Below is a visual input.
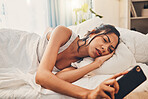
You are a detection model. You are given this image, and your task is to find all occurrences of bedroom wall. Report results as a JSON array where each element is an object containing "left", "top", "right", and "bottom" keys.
[{"left": 93, "top": 0, "right": 120, "bottom": 27}]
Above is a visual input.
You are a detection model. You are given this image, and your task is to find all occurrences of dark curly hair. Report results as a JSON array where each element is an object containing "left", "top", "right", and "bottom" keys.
[{"left": 77, "top": 24, "right": 120, "bottom": 52}]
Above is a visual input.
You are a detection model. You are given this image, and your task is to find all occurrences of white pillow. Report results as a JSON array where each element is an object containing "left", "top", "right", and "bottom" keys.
[
  {"left": 69, "top": 17, "right": 137, "bottom": 75},
  {"left": 116, "top": 27, "right": 148, "bottom": 64},
  {"left": 93, "top": 42, "right": 136, "bottom": 74},
  {"left": 71, "top": 42, "right": 136, "bottom": 75},
  {"left": 69, "top": 18, "right": 148, "bottom": 64},
  {"left": 68, "top": 17, "right": 103, "bottom": 38}
]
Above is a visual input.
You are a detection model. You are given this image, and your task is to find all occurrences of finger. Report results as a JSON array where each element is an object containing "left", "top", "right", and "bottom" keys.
[
  {"left": 110, "top": 72, "right": 124, "bottom": 79},
  {"left": 110, "top": 73, "right": 123, "bottom": 79},
  {"left": 110, "top": 90, "right": 115, "bottom": 99},
  {"left": 110, "top": 70, "right": 129, "bottom": 79},
  {"left": 100, "top": 91, "right": 111, "bottom": 99},
  {"left": 113, "top": 80, "right": 119, "bottom": 94},
  {"left": 103, "top": 85, "right": 115, "bottom": 99},
  {"left": 113, "top": 50, "right": 115, "bottom": 54},
  {"left": 108, "top": 51, "right": 115, "bottom": 56},
  {"left": 105, "top": 79, "right": 116, "bottom": 85},
  {"left": 109, "top": 51, "right": 114, "bottom": 56},
  {"left": 104, "top": 52, "right": 114, "bottom": 60},
  {"left": 104, "top": 79, "right": 119, "bottom": 94},
  {"left": 122, "top": 70, "right": 129, "bottom": 75},
  {"left": 94, "top": 86, "right": 111, "bottom": 99}
]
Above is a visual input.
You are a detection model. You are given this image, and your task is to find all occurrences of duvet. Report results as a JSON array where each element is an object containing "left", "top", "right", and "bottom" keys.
[{"left": 0, "top": 17, "right": 148, "bottom": 99}]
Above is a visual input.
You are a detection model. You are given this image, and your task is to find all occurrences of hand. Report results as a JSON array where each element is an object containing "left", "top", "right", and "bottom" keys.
[
  {"left": 87, "top": 71, "right": 128, "bottom": 99},
  {"left": 94, "top": 51, "right": 115, "bottom": 65}
]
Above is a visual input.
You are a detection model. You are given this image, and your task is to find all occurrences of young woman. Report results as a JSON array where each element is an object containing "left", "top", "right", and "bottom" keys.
[{"left": 35, "top": 24, "right": 128, "bottom": 99}]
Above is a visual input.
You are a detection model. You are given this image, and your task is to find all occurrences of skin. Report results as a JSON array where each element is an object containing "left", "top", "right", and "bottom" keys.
[
  {"left": 35, "top": 25, "right": 128, "bottom": 99},
  {"left": 88, "top": 32, "right": 118, "bottom": 58}
]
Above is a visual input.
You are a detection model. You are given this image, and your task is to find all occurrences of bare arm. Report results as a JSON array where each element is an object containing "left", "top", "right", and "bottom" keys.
[
  {"left": 36, "top": 25, "right": 127, "bottom": 99},
  {"left": 56, "top": 52, "right": 115, "bottom": 83},
  {"left": 56, "top": 61, "right": 101, "bottom": 83},
  {"left": 36, "top": 26, "right": 90, "bottom": 98}
]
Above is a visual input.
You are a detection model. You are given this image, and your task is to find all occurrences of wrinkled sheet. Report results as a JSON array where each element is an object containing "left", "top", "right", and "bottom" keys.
[{"left": 0, "top": 28, "right": 148, "bottom": 99}]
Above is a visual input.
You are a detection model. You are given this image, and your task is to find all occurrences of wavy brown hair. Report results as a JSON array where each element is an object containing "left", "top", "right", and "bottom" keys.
[{"left": 77, "top": 24, "right": 120, "bottom": 52}]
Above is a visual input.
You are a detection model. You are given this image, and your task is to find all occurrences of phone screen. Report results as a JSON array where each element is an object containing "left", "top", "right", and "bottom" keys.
[{"left": 115, "top": 65, "right": 147, "bottom": 99}]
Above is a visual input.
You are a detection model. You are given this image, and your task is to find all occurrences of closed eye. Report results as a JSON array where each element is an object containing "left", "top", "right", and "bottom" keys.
[
  {"left": 108, "top": 47, "right": 113, "bottom": 53},
  {"left": 103, "top": 37, "right": 107, "bottom": 42}
]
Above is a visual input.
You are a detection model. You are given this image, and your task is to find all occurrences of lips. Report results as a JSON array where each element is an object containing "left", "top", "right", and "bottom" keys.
[{"left": 95, "top": 48, "right": 102, "bottom": 56}]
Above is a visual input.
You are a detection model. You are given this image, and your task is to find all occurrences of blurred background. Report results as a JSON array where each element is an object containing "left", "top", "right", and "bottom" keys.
[{"left": 0, "top": 0, "right": 148, "bottom": 35}]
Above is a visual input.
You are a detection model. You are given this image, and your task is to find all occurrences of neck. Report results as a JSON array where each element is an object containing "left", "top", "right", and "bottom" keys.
[{"left": 70, "top": 38, "right": 89, "bottom": 59}]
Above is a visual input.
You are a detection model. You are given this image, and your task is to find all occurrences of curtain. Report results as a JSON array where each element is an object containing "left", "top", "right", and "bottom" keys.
[
  {"left": 48, "top": 0, "right": 73, "bottom": 27},
  {"left": 0, "top": 0, "right": 92, "bottom": 34},
  {"left": 48, "top": 0, "right": 92, "bottom": 27}
]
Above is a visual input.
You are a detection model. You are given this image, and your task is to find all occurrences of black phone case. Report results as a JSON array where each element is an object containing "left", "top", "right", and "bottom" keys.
[
  {"left": 105, "top": 65, "right": 147, "bottom": 99},
  {"left": 115, "top": 65, "right": 147, "bottom": 99}
]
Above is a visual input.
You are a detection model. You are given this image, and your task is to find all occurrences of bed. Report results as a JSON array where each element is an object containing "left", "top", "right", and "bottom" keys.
[{"left": 0, "top": 17, "right": 148, "bottom": 99}]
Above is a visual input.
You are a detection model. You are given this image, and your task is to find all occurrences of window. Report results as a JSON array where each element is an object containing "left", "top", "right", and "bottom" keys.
[{"left": 0, "top": 0, "right": 48, "bottom": 35}]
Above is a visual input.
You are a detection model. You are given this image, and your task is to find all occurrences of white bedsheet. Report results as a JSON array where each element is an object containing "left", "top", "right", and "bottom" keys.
[
  {"left": 0, "top": 29, "right": 111, "bottom": 99},
  {"left": 0, "top": 66, "right": 113, "bottom": 99},
  {"left": 0, "top": 27, "right": 148, "bottom": 99},
  {"left": 0, "top": 29, "right": 70, "bottom": 99},
  {"left": 0, "top": 29, "right": 40, "bottom": 74}
]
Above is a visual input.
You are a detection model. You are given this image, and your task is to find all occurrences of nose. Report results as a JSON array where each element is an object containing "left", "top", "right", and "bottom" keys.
[
  {"left": 101, "top": 44, "right": 109, "bottom": 53},
  {"left": 101, "top": 46, "right": 106, "bottom": 53}
]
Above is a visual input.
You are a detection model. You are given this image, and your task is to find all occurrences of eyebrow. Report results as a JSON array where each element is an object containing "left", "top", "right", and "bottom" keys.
[
  {"left": 105, "top": 34, "right": 111, "bottom": 42},
  {"left": 105, "top": 34, "right": 115, "bottom": 50}
]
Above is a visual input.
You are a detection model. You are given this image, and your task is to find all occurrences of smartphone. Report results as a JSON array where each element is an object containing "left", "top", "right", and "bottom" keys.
[
  {"left": 115, "top": 65, "right": 147, "bottom": 98},
  {"left": 106, "top": 65, "right": 147, "bottom": 99}
]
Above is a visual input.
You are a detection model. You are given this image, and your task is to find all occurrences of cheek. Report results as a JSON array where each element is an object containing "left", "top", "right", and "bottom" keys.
[
  {"left": 88, "top": 44, "right": 95, "bottom": 58},
  {"left": 88, "top": 41, "right": 101, "bottom": 58},
  {"left": 89, "top": 41, "right": 98, "bottom": 51},
  {"left": 91, "top": 39, "right": 100, "bottom": 47},
  {"left": 88, "top": 44, "right": 93, "bottom": 54}
]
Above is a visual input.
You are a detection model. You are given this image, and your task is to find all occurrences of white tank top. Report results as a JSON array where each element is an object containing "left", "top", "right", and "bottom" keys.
[{"left": 37, "top": 30, "right": 78, "bottom": 73}]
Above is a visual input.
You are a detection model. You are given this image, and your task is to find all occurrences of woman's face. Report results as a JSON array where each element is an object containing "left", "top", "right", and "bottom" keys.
[{"left": 88, "top": 33, "right": 118, "bottom": 58}]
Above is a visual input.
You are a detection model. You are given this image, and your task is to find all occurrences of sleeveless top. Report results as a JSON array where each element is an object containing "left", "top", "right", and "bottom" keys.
[{"left": 37, "top": 30, "right": 78, "bottom": 73}]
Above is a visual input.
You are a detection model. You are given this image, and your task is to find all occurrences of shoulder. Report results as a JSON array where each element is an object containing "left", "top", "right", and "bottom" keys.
[
  {"left": 53, "top": 25, "right": 72, "bottom": 37},
  {"left": 48, "top": 25, "right": 72, "bottom": 47}
]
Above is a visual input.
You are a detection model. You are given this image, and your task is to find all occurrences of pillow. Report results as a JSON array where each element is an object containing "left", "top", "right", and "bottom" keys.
[
  {"left": 116, "top": 27, "right": 148, "bottom": 64},
  {"left": 68, "top": 17, "right": 103, "bottom": 38},
  {"left": 93, "top": 42, "right": 136, "bottom": 74},
  {"left": 69, "top": 18, "right": 148, "bottom": 64},
  {"left": 71, "top": 42, "right": 136, "bottom": 75},
  {"left": 69, "top": 17, "right": 137, "bottom": 75}
]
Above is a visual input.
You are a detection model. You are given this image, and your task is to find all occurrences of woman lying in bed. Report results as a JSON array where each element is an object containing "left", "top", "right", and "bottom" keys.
[{"left": 36, "top": 24, "right": 128, "bottom": 99}]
